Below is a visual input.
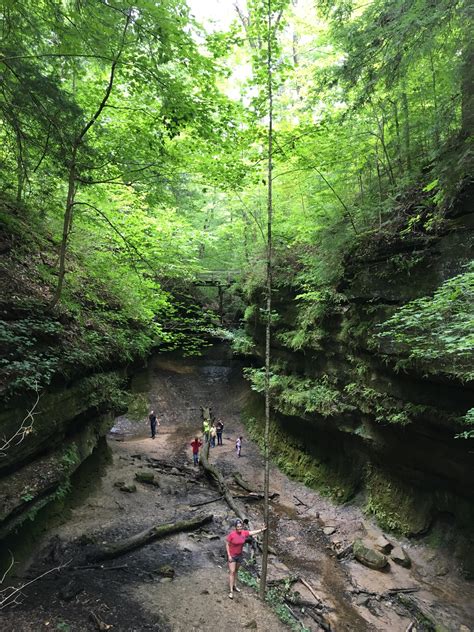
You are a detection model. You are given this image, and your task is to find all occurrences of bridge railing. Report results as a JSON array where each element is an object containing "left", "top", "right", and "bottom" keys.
[{"left": 193, "top": 270, "right": 241, "bottom": 285}]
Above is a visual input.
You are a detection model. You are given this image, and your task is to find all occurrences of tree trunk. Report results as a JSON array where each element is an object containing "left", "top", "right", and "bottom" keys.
[
  {"left": 260, "top": 0, "right": 274, "bottom": 600},
  {"left": 199, "top": 445, "right": 245, "bottom": 519},
  {"left": 461, "top": 34, "right": 474, "bottom": 139},
  {"left": 401, "top": 89, "right": 412, "bottom": 172},
  {"left": 429, "top": 51, "right": 440, "bottom": 147},
  {"left": 90, "top": 514, "right": 214, "bottom": 561},
  {"left": 391, "top": 98, "right": 403, "bottom": 177},
  {"left": 15, "top": 125, "right": 25, "bottom": 203},
  {"left": 51, "top": 147, "right": 77, "bottom": 307}
]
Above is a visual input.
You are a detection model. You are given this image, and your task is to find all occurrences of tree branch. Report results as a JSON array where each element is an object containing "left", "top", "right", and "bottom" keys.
[
  {"left": 0, "top": 559, "right": 71, "bottom": 610},
  {"left": 0, "top": 386, "right": 40, "bottom": 457}
]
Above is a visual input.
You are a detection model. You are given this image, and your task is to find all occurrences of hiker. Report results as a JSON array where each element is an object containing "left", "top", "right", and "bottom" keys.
[
  {"left": 235, "top": 436, "right": 242, "bottom": 457},
  {"left": 225, "top": 519, "right": 266, "bottom": 599},
  {"left": 216, "top": 419, "right": 224, "bottom": 445},
  {"left": 210, "top": 422, "right": 217, "bottom": 448},
  {"left": 243, "top": 518, "right": 258, "bottom": 560},
  {"left": 149, "top": 410, "right": 159, "bottom": 439},
  {"left": 190, "top": 436, "right": 202, "bottom": 466}
]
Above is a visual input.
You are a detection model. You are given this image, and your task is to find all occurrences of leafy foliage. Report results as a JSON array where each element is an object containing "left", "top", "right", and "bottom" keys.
[
  {"left": 244, "top": 366, "right": 351, "bottom": 417},
  {"left": 375, "top": 265, "right": 474, "bottom": 380}
]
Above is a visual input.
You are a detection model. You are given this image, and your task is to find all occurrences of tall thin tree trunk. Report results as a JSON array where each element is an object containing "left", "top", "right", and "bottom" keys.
[
  {"left": 391, "top": 99, "right": 403, "bottom": 177},
  {"left": 461, "top": 31, "right": 474, "bottom": 139},
  {"left": 401, "top": 89, "right": 412, "bottom": 172},
  {"left": 51, "top": 147, "right": 77, "bottom": 307},
  {"left": 373, "top": 108, "right": 395, "bottom": 186},
  {"left": 429, "top": 51, "right": 440, "bottom": 147},
  {"left": 14, "top": 125, "right": 25, "bottom": 203},
  {"left": 259, "top": 0, "right": 274, "bottom": 601}
]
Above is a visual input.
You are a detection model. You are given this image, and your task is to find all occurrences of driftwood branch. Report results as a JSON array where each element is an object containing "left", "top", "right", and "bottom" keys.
[
  {"left": 90, "top": 611, "right": 113, "bottom": 631},
  {"left": 0, "top": 559, "right": 70, "bottom": 609},
  {"left": 300, "top": 577, "right": 323, "bottom": 604},
  {"left": 293, "top": 495, "right": 308, "bottom": 508},
  {"left": 90, "top": 514, "right": 213, "bottom": 561},
  {"left": 70, "top": 563, "right": 129, "bottom": 572},
  {"left": 189, "top": 496, "right": 223, "bottom": 508}
]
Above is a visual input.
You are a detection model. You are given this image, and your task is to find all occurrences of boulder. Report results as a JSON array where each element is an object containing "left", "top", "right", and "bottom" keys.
[
  {"left": 135, "top": 471, "right": 156, "bottom": 485},
  {"left": 119, "top": 483, "right": 137, "bottom": 493},
  {"left": 355, "top": 594, "right": 370, "bottom": 607},
  {"left": 390, "top": 545, "right": 411, "bottom": 568},
  {"left": 157, "top": 564, "right": 175, "bottom": 578},
  {"left": 323, "top": 526, "right": 336, "bottom": 536},
  {"left": 353, "top": 539, "right": 389, "bottom": 570},
  {"left": 375, "top": 535, "right": 393, "bottom": 554}
]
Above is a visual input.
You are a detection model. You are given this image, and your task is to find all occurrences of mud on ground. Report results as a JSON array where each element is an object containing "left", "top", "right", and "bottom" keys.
[{"left": 2, "top": 348, "right": 473, "bottom": 631}]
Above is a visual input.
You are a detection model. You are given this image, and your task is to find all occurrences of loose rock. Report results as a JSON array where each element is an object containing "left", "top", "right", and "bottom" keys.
[
  {"left": 353, "top": 539, "right": 389, "bottom": 570},
  {"left": 157, "top": 564, "right": 175, "bottom": 578},
  {"left": 119, "top": 483, "right": 137, "bottom": 493},
  {"left": 375, "top": 535, "right": 393, "bottom": 554},
  {"left": 135, "top": 471, "right": 156, "bottom": 484},
  {"left": 390, "top": 545, "right": 411, "bottom": 568}
]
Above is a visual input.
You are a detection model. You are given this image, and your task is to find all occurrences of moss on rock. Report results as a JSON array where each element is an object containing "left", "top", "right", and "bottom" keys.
[{"left": 364, "top": 465, "right": 433, "bottom": 535}]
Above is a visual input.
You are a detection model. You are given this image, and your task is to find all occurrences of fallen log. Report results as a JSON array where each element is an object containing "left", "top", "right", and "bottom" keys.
[
  {"left": 89, "top": 514, "right": 213, "bottom": 561},
  {"left": 199, "top": 442, "right": 244, "bottom": 519},
  {"left": 233, "top": 492, "right": 279, "bottom": 501}
]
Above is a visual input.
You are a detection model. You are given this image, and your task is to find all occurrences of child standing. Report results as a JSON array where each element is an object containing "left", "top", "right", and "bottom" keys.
[{"left": 235, "top": 436, "right": 242, "bottom": 457}]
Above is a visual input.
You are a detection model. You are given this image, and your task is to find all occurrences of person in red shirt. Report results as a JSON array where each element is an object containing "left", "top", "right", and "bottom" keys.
[
  {"left": 225, "top": 519, "right": 266, "bottom": 599},
  {"left": 190, "top": 437, "right": 202, "bottom": 466}
]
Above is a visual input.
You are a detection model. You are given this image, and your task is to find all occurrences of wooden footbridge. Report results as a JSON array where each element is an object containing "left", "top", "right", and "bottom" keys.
[
  {"left": 192, "top": 270, "right": 241, "bottom": 288},
  {"left": 192, "top": 270, "right": 241, "bottom": 323}
]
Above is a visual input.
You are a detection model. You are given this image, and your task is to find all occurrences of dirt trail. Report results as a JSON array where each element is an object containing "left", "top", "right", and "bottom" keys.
[{"left": 3, "top": 347, "right": 473, "bottom": 631}]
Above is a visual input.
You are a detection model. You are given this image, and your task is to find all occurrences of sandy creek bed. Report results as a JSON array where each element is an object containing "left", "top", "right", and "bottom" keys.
[{"left": 2, "top": 346, "right": 473, "bottom": 631}]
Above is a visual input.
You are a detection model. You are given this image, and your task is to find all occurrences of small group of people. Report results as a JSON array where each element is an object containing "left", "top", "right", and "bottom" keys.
[
  {"left": 225, "top": 518, "right": 266, "bottom": 599},
  {"left": 202, "top": 417, "right": 224, "bottom": 447},
  {"left": 151, "top": 403, "right": 245, "bottom": 467},
  {"left": 190, "top": 408, "right": 246, "bottom": 464}
]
